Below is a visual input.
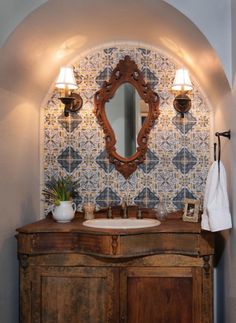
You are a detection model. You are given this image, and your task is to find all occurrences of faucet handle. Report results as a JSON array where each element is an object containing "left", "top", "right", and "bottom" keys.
[
  {"left": 136, "top": 206, "right": 143, "bottom": 219},
  {"left": 107, "top": 206, "right": 113, "bottom": 219},
  {"left": 121, "top": 200, "right": 125, "bottom": 209}
]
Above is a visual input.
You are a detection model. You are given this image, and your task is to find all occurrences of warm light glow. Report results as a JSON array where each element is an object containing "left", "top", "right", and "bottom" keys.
[
  {"left": 55, "top": 66, "right": 78, "bottom": 90},
  {"left": 172, "top": 68, "right": 193, "bottom": 92}
]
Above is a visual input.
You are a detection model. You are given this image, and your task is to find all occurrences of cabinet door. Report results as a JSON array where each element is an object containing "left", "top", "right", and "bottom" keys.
[
  {"left": 30, "top": 266, "right": 119, "bottom": 323},
  {"left": 120, "top": 267, "right": 202, "bottom": 323}
]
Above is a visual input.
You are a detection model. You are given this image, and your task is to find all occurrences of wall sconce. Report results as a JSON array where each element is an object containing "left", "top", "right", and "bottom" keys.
[
  {"left": 55, "top": 66, "right": 83, "bottom": 117},
  {"left": 171, "top": 68, "right": 193, "bottom": 117}
]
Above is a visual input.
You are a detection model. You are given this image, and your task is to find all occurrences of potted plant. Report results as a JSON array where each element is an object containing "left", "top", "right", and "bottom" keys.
[{"left": 42, "top": 175, "right": 79, "bottom": 223}]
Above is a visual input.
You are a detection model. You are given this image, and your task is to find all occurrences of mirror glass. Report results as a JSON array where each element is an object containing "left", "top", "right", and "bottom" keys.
[{"left": 105, "top": 83, "right": 148, "bottom": 158}]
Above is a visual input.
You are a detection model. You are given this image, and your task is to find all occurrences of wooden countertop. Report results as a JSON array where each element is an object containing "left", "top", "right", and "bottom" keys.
[
  {"left": 16, "top": 210, "right": 203, "bottom": 235},
  {"left": 16, "top": 211, "right": 214, "bottom": 258}
]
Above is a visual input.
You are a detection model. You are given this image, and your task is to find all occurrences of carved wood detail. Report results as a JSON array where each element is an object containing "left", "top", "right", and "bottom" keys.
[
  {"left": 19, "top": 254, "right": 29, "bottom": 270},
  {"left": 111, "top": 236, "right": 118, "bottom": 255},
  {"left": 203, "top": 255, "right": 211, "bottom": 277},
  {"left": 17, "top": 218, "right": 215, "bottom": 323},
  {"left": 94, "top": 55, "right": 160, "bottom": 178}
]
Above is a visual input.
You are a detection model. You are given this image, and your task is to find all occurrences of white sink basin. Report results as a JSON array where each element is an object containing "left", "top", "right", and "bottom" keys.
[{"left": 83, "top": 217, "right": 161, "bottom": 229}]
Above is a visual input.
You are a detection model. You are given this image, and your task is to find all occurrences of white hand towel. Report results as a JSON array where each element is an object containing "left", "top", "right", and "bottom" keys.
[{"left": 201, "top": 161, "right": 232, "bottom": 232}]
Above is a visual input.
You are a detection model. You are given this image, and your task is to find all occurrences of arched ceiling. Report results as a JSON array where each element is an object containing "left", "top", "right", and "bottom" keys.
[
  {"left": 0, "top": 0, "right": 230, "bottom": 109},
  {"left": 0, "top": 0, "right": 48, "bottom": 48}
]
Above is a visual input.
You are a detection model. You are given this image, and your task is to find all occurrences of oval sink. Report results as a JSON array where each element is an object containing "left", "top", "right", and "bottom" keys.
[{"left": 83, "top": 217, "right": 161, "bottom": 229}]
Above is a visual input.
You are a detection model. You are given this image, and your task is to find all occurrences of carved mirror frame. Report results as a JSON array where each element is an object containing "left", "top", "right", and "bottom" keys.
[{"left": 94, "top": 56, "right": 160, "bottom": 179}]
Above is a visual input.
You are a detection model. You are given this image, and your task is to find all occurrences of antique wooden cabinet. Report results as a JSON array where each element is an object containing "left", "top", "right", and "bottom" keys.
[{"left": 17, "top": 212, "right": 214, "bottom": 323}]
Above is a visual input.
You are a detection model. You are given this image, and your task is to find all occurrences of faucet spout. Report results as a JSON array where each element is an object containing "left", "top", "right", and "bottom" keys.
[
  {"left": 122, "top": 201, "right": 128, "bottom": 218},
  {"left": 107, "top": 206, "right": 113, "bottom": 219}
]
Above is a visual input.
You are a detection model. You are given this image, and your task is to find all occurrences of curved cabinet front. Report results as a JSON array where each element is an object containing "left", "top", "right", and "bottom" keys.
[{"left": 17, "top": 217, "right": 214, "bottom": 323}]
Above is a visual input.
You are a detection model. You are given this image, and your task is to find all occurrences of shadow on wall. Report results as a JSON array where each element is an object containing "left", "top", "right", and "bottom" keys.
[
  {"left": 214, "top": 231, "right": 230, "bottom": 267},
  {"left": 0, "top": 236, "right": 19, "bottom": 323},
  {"left": 214, "top": 229, "right": 235, "bottom": 323},
  {"left": 0, "top": 196, "right": 38, "bottom": 322}
]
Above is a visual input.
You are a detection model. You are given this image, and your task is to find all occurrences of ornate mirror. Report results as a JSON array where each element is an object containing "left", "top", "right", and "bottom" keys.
[{"left": 94, "top": 56, "right": 160, "bottom": 178}]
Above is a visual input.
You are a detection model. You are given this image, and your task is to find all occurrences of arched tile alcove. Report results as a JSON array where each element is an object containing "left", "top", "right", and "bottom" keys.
[{"left": 43, "top": 42, "right": 212, "bottom": 213}]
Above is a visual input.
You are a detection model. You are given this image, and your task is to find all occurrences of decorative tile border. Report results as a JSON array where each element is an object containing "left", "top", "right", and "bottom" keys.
[{"left": 43, "top": 42, "right": 212, "bottom": 214}]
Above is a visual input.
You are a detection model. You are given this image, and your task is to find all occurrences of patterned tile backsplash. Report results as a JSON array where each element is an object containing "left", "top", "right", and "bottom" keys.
[{"left": 43, "top": 43, "right": 211, "bottom": 214}]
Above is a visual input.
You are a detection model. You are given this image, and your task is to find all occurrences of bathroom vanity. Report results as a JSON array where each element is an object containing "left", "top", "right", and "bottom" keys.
[{"left": 17, "top": 211, "right": 214, "bottom": 323}]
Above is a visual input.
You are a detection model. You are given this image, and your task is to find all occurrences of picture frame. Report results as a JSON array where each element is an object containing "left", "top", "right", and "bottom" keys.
[{"left": 182, "top": 198, "right": 200, "bottom": 223}]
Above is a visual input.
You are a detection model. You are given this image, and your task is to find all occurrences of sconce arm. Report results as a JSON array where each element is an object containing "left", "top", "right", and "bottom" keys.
[
  {"left": 59, "top": 93, "right": 83, "bottom": 117},
  {"left": 173, "top": 92, "right": 191, "bottom": 118}
]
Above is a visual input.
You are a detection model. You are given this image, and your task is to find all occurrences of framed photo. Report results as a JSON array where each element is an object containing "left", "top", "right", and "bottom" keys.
[{"left": 183, "top": 198, "right": 200, "bottom": 223}]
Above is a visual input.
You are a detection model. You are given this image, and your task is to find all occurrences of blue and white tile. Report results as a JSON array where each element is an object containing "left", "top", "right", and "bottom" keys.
[{"left": 43, "top": 42, "right": 211, "bottom": 213}]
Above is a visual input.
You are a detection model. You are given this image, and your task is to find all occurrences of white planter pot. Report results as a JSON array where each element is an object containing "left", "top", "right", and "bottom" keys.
[{"left": 52, "top": 201, "right": 76, "bottom": 223}]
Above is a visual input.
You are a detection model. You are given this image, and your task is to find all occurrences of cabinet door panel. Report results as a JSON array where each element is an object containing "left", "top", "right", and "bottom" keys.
[
  {"left": 31, "top": 266, "right": 119, "bottom": 323},
  {"left": 120, "top": 267, "right": 202, "bottom": 323}
]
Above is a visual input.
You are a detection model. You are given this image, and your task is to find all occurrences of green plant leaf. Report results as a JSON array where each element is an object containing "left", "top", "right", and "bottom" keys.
[{"left": 42, "top": 175, "right": 79, "bottom": 205}]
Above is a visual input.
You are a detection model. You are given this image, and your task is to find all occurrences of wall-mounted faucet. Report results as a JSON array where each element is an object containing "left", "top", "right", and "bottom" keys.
[
  {"left": 107, "top": 206, "right": 113, "bottom": 219},
  {"left": 136, "top": 206, "right": 143, "bottom": 219},
  {"left": 122, "top": 200, "right": 128, "bottom": 218}
]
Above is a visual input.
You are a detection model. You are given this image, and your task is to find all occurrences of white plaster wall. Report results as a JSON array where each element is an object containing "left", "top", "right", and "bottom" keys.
[
  {"left": 0, "top": 5, "right": 44, "bottom": 320},
  {"left": 165, "top": 0, "right": 232, "bottom": 84},
  {"left": 0, "top": 0, "right": 47, "bottom": 47},
  {"left": 232, "top": 0, "right": 236, "bottom": 82},
  {"left": 218, "top": 1, "right": 236, "bottom": 322},
  {"left": 0, "top": 0, "right": 232, "bottom": 84},
  {"left": 212, "top": 1, "right": 236, "bottom": 322},
  {"left": 0, "top": 89, "right": 40, "bottom": 322},
  {"left": 213, "top": 94, "right": 235, "bottom": 323}
]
